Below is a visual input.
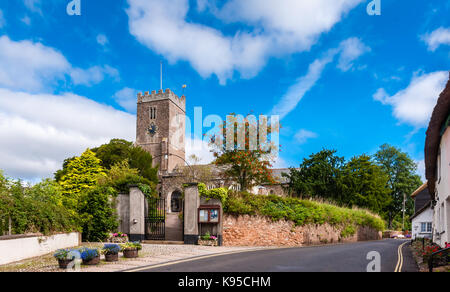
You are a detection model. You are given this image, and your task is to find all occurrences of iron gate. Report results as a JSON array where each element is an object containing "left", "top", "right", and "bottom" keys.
[{"left": 145, "top": 198, "right": 165, "bottom": 240}]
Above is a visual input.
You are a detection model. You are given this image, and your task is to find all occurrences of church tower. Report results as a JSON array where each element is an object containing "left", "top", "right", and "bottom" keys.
[{"left": 136, "top": 89, "right": 186, "bottom": 175}]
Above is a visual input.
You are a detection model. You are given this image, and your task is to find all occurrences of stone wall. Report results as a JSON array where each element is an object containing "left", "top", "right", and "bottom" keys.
[{"left": 223, "top": 214, "right": 381, "bottom": 247}]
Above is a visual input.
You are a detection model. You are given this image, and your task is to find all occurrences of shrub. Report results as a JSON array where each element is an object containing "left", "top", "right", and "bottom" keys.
[
  {"left": 198, "top": 183, "right": 228, "bottom": 205},
  {"left": 0, "top": 177, "right": 78, "bottom": 236},
  {"left": 78, "top": 186, "right": 118, "bottom": 242},
  {"left": 120, "top": 242, "right": 142, "bottom": 251},
  {"left": 223, "top": 192, "right": 385, "bottom": 232}
]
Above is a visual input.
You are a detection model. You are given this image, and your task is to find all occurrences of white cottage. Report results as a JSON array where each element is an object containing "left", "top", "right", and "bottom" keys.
[
  {"left": 410, "top": 182, "right": 433, "bottom": 239},
  {"left": 425, "top": 73, "right": 450, "bottom": 247}
]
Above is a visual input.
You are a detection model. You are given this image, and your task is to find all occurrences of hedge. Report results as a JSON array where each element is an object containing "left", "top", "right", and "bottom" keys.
[{"left": 224, "top": 192, "right": 385, "bottom": 235}]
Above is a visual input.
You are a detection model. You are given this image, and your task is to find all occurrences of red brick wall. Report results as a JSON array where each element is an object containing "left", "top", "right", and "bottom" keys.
[{"left": 223, "top": 214, "right": 381, "bottom": 247}]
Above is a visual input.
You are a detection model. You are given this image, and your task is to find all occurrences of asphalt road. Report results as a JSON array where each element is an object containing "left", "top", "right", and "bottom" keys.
[{"left": 129, "top": 239, "right": 418, "bottom": 272}]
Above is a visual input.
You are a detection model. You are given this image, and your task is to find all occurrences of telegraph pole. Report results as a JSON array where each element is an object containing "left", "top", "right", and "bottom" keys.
[{"left": 402, "top": 193, "right": 406, "bottom": 231}]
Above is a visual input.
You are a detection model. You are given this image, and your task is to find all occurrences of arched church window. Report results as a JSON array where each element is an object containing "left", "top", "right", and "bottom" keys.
[{"left": 171, "top": 191, "right": 182, "bottom": 213}]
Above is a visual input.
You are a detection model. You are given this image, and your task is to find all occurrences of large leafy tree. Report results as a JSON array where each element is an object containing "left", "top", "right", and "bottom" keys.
[
  {"left": 373, "top": 144, "right": 422, "bottom": 229},
  {"left": 58, "top": 149, "right": 106, "bottom": 210},
  {"left": 340, "top": 154, "right": 391, "bottom": 214},
  {"left": 285, "top": 149, "right": 345, "bottom": 201},
  {"left": 212, "top": 114, "right": 278, "bottom": 191},
  {"left": 92, "top": 139, "right": 158, "bottom": 185}
]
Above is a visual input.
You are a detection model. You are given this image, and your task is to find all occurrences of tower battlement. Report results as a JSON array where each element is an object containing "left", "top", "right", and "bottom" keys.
[{"left": 137, "top": 89, "right": 185, "bottom": 111}]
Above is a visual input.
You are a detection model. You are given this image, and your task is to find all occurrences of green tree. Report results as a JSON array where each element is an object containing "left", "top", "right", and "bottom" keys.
[
  {"left": 78, "top": 186, "right": 118, "bottom": 242},
  {"left": 373, "top": 144, "right": 422, "bottom": 229},
  {"left": 340, "top": 155, "right": 391, "bottom": 214},
  {"left": 98, "top": 160, "right": 156, "bottom": 196},
  {"left": 92, "top": 139, "right": 158, "bottom": 184},
  {"left": 58, "top": 149, "right": 106, "bottom": 210},
  {"left": 212, "top": 114, "right": 278, "bottom": 191},
  {"left": 285, "top": 149, "right": 345, "bottom": 202}
]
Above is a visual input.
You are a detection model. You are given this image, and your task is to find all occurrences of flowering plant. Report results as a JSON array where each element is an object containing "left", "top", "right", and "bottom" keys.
[
  {"left": 200, "top": 232, "right": 218, "bottom": 241},
  {"left": 109, "top": 232, "right": 128, "bottom": 243},
  {"left": 422, "top": 244, "right": 445, "bottom": 263},
  {"left": 80, "top": 248, "right": 100, "bottom": 261},
  {"left": 102, "top": 244, "right": 121, "bottom": 255}
]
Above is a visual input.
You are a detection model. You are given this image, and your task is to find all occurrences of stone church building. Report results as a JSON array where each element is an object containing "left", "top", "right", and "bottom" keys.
[{"left": 135, "top": 88, "right": 290, "bottom": 241}]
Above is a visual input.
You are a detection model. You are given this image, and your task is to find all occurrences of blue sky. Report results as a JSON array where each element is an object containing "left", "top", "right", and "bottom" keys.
[{"left": 0, "top": 0, "right": 449, "bottom": 181}]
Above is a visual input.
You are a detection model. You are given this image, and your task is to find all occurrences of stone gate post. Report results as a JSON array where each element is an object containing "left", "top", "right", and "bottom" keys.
[
  {"left": 129, "top": 186, "right": 146, "bottom": 241},
  {"left": 184, "top": 183, "right": 200, "bottom": 244}
]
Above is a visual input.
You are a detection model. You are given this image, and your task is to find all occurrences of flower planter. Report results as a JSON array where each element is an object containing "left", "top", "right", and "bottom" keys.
[
  {"left": 198, "top": 239, "right": 218, "bottom": 246},
  {"left": 105, "top": 253, "right": 119, "bottom": 262},
  {"left": 57, "top": 259, "right": 73, "bottom": 269},
  {"left": 123, "top": 249, "right": 138, "bottom": 258},
  {"left": 82, "top": 256, "right": 100, "bottom": 266}
]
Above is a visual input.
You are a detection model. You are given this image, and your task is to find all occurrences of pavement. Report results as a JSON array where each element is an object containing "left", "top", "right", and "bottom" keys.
[
  {"left": 124, "top": 239, "right": 418, "bottom": 272},
  {"left": 82, "top": 244, "right": 268, "bottom": 272}
]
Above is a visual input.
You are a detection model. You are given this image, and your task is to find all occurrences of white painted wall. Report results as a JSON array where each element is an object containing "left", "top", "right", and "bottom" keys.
[
  {"left": 433, "top": 128, "right": 450, "bottom": 247},
  {"left": 0, "top": 232, "right": 80, "bottom": 266},
  {"left": 412, "top": 206, "right": 433, "bottom": 239}
]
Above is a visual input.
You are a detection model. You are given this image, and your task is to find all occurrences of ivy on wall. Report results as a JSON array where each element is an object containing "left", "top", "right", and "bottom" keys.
[{"left": 198, "top": 183, "right": 228, "bottom": 205}]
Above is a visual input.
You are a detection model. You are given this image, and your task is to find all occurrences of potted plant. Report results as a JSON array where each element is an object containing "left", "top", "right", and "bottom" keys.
[
  {"left": 120, "top": 242, "right": 142, "bottom": 258},
  {"left": 109, "top": 232, "right": 129, "bottom": 243},
  {"left": 198, "top": 232, "right": 218, "bottom": 246},
  {"left": 53, "top": 249, "right": 81, "bottom": 269},
  {"left": 80, "top": 248, "right": 100, "bottom": 265},
  {"left": 102, "top": 244, "right": 120, "bottom": 262}
]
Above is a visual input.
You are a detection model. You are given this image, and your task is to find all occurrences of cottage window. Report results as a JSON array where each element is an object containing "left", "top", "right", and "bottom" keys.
[{"left": 421, "top": 223, "right": 426, "bottom": 232}]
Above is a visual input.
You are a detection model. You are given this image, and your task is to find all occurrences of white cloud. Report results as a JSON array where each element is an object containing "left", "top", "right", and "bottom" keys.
[
  {"left": 113, "top": 87, "right": 138, "bottom": 113},
  {"left": 373, "top": 71, "right": 448, "bottom": 128},
  {"left": 185, "top": 137, "right": 215, "bottom": 165},
  {"left": 0, "top": 36, "right": 70, "bottom": 91},
  {"left": 0, "top": 88, "right": 135, "bottom": 180},
  {"left": 421, "top": 27, "right": 450, "bottom": 51},
  {"left": 270, "top": 37, "right": 369, "bottom": 119},
  {"left": 126, "top": 0, "right": 363, "bottom": 84},
  {"left": 96, "top": 34, "right": 109, "bottom": 46},
  {"left": 337, "top": 37, "right": 371, "bottom": 72},
  {"left": 23, "top": 0, "right": 42, "bottom": 15},
  {"left": 0, "top": 10, "right": 5, "bottom": 28},
  {"left": 70, "top": 65, "right": 119, "bottom": 87},
  {"left": 415, "top": 159, "right": 426, "bottom": 182},
  {"left": 295, "top": 129, "right": 318, "bottom": 144},
  {"left": 0, "top": 36, "right": 118, "bottom": 91},
  {"left": 21, "top": 15, "right": 31, "bottom": 26},
  {"left": 270, "top": 53, "right": 335, "bottom": 119}
]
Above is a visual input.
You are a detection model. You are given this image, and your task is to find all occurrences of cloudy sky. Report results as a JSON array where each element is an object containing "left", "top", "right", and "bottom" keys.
[{"left": 0, "top": 0, "right": 449, "bottom": 181}]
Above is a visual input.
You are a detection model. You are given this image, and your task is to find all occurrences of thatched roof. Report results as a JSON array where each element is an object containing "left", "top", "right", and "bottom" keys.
[{"left": 425, "top": 72, "right": 450, "bottom": 197}]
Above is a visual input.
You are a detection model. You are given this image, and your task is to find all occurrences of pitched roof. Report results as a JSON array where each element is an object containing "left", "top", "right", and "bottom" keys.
[
  {"left": 425, "top": 72, "right": 450, "bottom": 197},
  {"left": 411, "top": 182, "right": 428, "bottom": 198},
  {"left": 410, "top": 201, "right": 432, "bottom": 221}
]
